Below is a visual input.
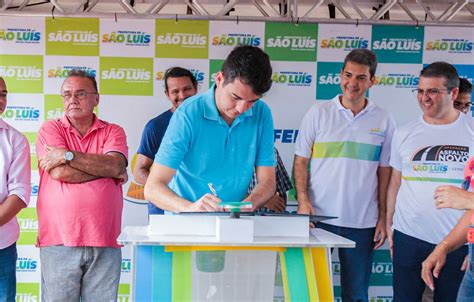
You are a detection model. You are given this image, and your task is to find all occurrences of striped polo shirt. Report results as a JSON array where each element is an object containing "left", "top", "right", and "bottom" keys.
[{"left": 295, "top": 95, "right": 396, "bottom": 228}]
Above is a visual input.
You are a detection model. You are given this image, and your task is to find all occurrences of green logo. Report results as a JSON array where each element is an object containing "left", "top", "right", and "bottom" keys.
[
  {"left": 370, "top": 250, "right": 392, "bottom": 286},
  {"left": 374, "top": 73, "right": 419, "bottom": 89},
  {"left": 211, "top": 33, "right": 261, "bottom": 47},
  {"left": 17, "top": 208, "right": 38, "bottom": 245},
  {"left": 100, "top": 57, "right": 153, "bottom": 96},
  {"left": 155, "top": 20, "right": 208, "bottom": 58},
  {"left": 46, "top": 17, "right": 99, "bottom": 56},
  {"left": 23, "top": 132, "right": 37, "bottom": 170},
  {"left": 0, "top": 28, "right": 41, "bottom": 44},
  {"left": 316, "top": 62, "right": 343, "bottom": 100},
  {"left": 118, "top": 284, "right": 130, "bottom": 302},
  {"left": 102, "top": 31, "right": 151, "bottom": 46},
  {"left": 264, "top": 22, "right": 317, "bottom": 61},
  {"left": 371, "top": 25, "right": 424, "bottom": 63},
  {"left": 0, "top": 55, "right": 43, "bottom": 93},
  {"left": 16, "top": 283, "right": 40, "bottom": 302},
  {"left": 209, "top": 59, "right": 224, "bottom": 88}
]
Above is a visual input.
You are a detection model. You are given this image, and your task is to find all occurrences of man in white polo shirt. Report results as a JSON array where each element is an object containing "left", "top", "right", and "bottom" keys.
[
  {"left": 386, "top": 62, "right": 473, "bottom": 302},
  {"left": 294, "top": 49, "right": 395, "bottom": 302}
]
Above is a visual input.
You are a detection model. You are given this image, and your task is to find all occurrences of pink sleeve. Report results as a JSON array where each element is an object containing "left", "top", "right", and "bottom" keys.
[
  {"left": 103, "top": 124, "right": 128, "bottom": 161},
  {"left": 36, "top": 120, "right": 68, "bottom": 160}
]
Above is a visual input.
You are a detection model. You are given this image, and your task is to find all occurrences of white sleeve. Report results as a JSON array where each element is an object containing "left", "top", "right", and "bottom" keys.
[
  {"left": 379, "top": 113, "right": 396, "bottom": 167},
  {"left": 389, "top": 128, "right": 403, "bottom": 171},
  {"left": 295, "top": 104, "right": 318, "bottom": 159},
  {"left": 8, "top": 132, "right": 31, "bottom": 206}
]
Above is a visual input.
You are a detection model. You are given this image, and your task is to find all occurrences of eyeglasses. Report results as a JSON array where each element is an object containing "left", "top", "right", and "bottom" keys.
[
  {"left": 412, "top": 88, "right": 452, "bottom": 98},
  {"left": 61, "top": 90, "right": 97, "bottom": 100},
  {"left": 454, "top": 101, "right": 472, "bottom": 113}
]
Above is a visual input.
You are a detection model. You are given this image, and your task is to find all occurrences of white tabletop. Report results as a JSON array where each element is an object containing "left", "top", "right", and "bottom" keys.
[{"left": 118, "top": 226, "right": 355, "bottom": 248}]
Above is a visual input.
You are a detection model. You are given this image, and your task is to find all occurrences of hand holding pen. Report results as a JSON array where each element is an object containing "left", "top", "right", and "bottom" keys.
[{"left": 184, "top": 189, "right": 221, "bottom": 212}]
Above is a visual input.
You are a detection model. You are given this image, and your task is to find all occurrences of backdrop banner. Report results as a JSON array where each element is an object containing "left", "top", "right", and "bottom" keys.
[{"left": 1, "top": 16, "right": 472, "bottom": 301}]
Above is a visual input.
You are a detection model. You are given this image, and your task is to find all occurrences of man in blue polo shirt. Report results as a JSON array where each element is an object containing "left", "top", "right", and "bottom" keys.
[{"left": 144, "top": 45, "right": 276, "bottom": 212}]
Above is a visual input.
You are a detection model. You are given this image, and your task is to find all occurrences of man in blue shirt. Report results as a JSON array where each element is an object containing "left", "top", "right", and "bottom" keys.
[
  {"left": 133, "top": 67, "right": 197, "bottom": 214},
  {"left": 144, "top": 46, "right": 276, "bottom": 212}
]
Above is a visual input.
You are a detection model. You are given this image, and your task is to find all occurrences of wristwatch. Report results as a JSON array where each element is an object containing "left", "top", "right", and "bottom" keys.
[{"left": 64, "top": 151, "right": 74, "bottom": 165}]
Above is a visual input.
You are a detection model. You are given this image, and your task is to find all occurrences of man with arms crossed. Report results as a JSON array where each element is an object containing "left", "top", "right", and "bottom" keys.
[
  {"left": 386, "top": 62, "right": 473, "bottom": 302},
  {"left": 0, "top": 77, "right": 31, "bottom": 301},
  {"left": 36, "top": 70, "right": 128, "bottom": 301},
  {"left": 133, "top": 67, "right": 197, "bottom": 215},
  {"left": 294, "top": 49, "right": 395, "bottom": 302},
  {"left": 145, "top": 45, "right": 276, "bottom": 213}
]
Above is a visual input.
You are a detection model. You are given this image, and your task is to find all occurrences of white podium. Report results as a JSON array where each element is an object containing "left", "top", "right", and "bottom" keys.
[{"left": 118, "top": 215, "right": 354, "bottom": 302}]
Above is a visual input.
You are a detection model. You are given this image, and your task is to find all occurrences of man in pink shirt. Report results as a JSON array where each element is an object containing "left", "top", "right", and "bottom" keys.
[
  {"left": 0, "top": 77, "right": 31, "bottom": 301},
  {"left": 36, "top": 70, "right": 128, "bottom": 301}
]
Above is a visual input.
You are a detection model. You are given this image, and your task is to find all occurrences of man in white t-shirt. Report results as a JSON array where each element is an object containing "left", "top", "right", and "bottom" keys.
[
  {"left": 386, "top": 62, "right": 474, "bottom": 302},
  {"left": 294, "top": 49, "right": 396, "bottom": 302}
]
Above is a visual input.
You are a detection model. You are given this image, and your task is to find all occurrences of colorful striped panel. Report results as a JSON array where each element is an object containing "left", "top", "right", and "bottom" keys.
[
  {"left": 279, "top": 251, "right": 291, "bottom": 302},
  {"left": 152, "top": 246, "right": 172, "bottom": 302},
  {"left": 165, "top": 246, "right": 285, "bottom": 252},
  {"left": 311, "top": 248, "right": 334, "bottom": 301},
  {"left": 171, "top": 251, "right": 192, "bottom": 302},
  {"left": 402, "top": 176, "right": 463, "bottom": 184},
  {"left": 312, "top": 141, "right": 381, "bottom": 161},
  {"left": 302, "top": 248, "right": 319, "bottom": 301},
  {"left": 282, "top": 248, "right": 310, "bottom": 301},
  {"left": 135, "top": 246, "right": 153, "bottom": 301}
]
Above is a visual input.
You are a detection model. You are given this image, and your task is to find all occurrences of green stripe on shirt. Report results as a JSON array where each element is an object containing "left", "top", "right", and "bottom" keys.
[
  {"left": 312, "top": 141, "right": 381, "bottom": 161},
  {"left": 402, "top": 176, "right": 464, "bottom": 184}
]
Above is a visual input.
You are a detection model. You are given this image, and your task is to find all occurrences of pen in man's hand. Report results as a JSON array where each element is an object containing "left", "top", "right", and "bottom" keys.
[{"left": 208, "top": 183, "right": 218, "bottom": 197}]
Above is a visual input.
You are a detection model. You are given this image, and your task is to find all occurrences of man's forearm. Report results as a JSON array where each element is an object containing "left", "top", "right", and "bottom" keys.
[
  {"left": 0, "top": 195, "right": 26, "bottom": 226},
  {"left": 386, "top": 172, "right": 401, "bottom": 226},
  {"left": 133, "top": 167, "right": 149, "bottom": 186},
  {"left": 132, "top": 154, "right": 153, "bottom": 186},
  {"left": 439, "top": 210, "right": 471, "bottom": 253},
  {"left": 377, "top": 167, "right": 391, "bottom": 220},
  {"left": 144, "top": 181, "right": 192, "bottom": 213},
  {"left": 293, "top": 156, "right": 310, "bottom": 205},
  {"left": 70, "top": 151, "right": 126, "bottom": 178},
  {"left": 244, "top": 179, "right": 276, "bottom": 210},
  {"left": 49, "top": 165, "right": 100, "bottom": 183}
]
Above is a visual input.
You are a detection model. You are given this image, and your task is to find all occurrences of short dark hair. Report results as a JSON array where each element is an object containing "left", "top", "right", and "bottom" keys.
[
  {"left": 459, "top": 77, "right": 472, "bottom": 94},
  {"left": 221, "top": 45, "right": 272, "bottom": 96},
  {"left": 343, "top": 49, "right": 378, "bottom": 78},
  {"left": 420, "top": 62, "right": 459, "bottom": 90},
  {"left": 65, "top": 69, "right": 98, "bottom": 92},
  {"left": 164, "top": 67, "right": 197, "bottom": 92}
]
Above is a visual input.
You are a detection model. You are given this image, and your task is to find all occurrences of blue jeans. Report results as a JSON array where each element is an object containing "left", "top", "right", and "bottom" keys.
[
  {"left": 148, "top": 202, "right": 164, "bottom": 215},
  {"left": 393, "top": 230, "right": 467, "bottom": 302},
  {"left": 317, "top": 222, "right": 375, "bottom": 302},
  {"left": 40, "top": 246, "right": 121, "bottom": 302},
  {"left": 0, "top": 243, "right": 17, "bottom": 302},
  {"left": 457, "top": 243, "right": 474, "bottom": 302}
]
